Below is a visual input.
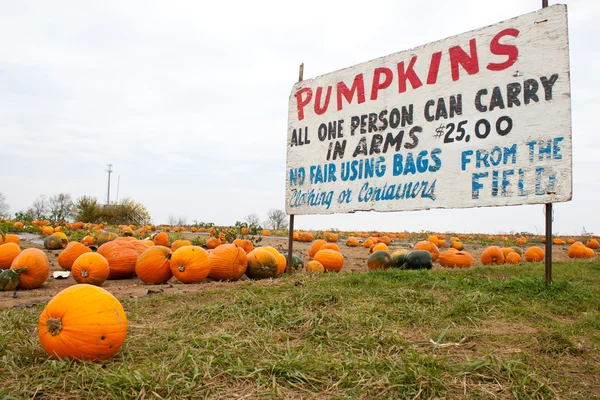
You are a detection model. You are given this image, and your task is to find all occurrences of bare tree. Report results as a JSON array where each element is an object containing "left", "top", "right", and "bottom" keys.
[
  {"left": 30, "top": 195, "right": 49, "bottom": 220},
  {"left": 0, "top": 193, "right": 9, "bottom": 218},
  {"left": 176, "top": 216, "right": 187, "bottom": 226},
  {"left": 245, "top": 213, "right": 260, "bottom": 226},
  {"left": 265, "top": 209, "right": 289, "bottom": 230},
  {"left": 167, "top": 214, "right": 178, "bottom": 226},
  {"left": 48, "top": 193, "right": 73, "bottom": 223}
]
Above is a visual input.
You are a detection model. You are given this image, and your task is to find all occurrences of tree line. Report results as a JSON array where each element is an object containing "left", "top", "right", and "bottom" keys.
[{"left": 0, "top": 192, "right": 289, "bottom": 230}]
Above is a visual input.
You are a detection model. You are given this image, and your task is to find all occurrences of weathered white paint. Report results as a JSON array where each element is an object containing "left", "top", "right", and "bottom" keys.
[{"left": 286, "top": 4, "right": 571, "bottom": 215}]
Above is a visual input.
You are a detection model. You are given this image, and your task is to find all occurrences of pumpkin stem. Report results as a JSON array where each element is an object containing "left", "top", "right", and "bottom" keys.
[
  {"left": 46, "top": 318, "right": 62, "bottom": 336},
  {"left": 81, "top": 270, "right": 89, "bottom": 278},
  {"left": 178, "top": 265, "right": 185, "bottom": 273},
  {"left": 165, "top": 253, "right": 172, "bottom": 260}
]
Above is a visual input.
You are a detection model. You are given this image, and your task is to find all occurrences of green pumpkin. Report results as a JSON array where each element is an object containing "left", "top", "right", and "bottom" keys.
[
  {"left": 245, "top": 249, "right": 279, "bottom": 280},
  {"left": 96, "top": 230, "right": 118, "bottom": 246},
  {"left": 367, "top": 250, "right": 392, "bottom": 270},
  {"left": 282, "top": 252, "right": 304, "bottom": 271},
  {"left": 43, "top": 235, "right": 63, "bottom": 250},
  {"left": 391, "top": 249, "right": 409, "bottom": 269},
  {"left": 0, "top": 268, "right": 26, "bottom": 291},
  {"left": 404, "top": 250, "right": 433, "bottom": 270}
]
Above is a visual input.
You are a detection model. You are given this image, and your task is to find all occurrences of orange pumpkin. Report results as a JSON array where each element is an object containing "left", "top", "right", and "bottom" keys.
[
  {"left": 42, "top": 226, "right": 54, "bottom": 235},
  {"left": 206, "top": 237, "right": 221, "bottom": 249},
  {"left": 0, "top": 233, "right": 20, "bottom": 245},
  {"left": 379, "top": 236, "right": 391, "bottom": 245},
  {"left": 505, "top": 252, "right": 521, "bottom": 264},
  {"left": 427, "top": 235, "right": 439, "bottom": 246},
  {"left": 38, "top": 284, "right": 127, "bottom": 360},
  {"left": 71, "top": 253, "right": 110, "bottom": 286},
  {"left": 171, "top": 240, "right": 192, "bottom": 252},
  {"left": 209, "top": 244, "right": 248, "bottom": 281},
  {"left": 130, "top": 240, "right": 151, "bottom": 256},
  {"left": 413, "top": 241, "right": 439, "bottom": 261},
  {"left": 262, "top": 229, "right": 271, "bottom": 236},
  {"left": 586, "top": 239, "right": 600, "bottom": 249},
  {"left": 439, "top": 250, "right": 473, "bottom": 268},
  {"left": 308, "top": 239, "right": 327, "bottom": 258},
  {"left": 361, "top": 238, "right": 374, "bottom": 248},
  {"left": 320, "top": 243, "right": 341, "bottom": 253},
  {"left": 370, "top": 242, "right": 389, "bottom": 253},
  {"left": 11, "top": 248, "right": 49, "bottom": 289},
  {"left": 346, "top": 237, "right": 359, "bottom": 247},
  {"left": 585, "top": 247, "right": 595, "bottom": 258},
  {"left": 0, "top": 242, "right": 21, "bottom": 269},
  {"left": 568, "top": 242, "right": 591, "bottom": 259},
  {"left": 169, "top": 246, "right": 211, "bottom": 283},
  {"left": 97, "top": 240, "right": 139, "bottom": 279},
  {"left": 299, "top": 232, "right": 315, "bottom": 242},
  {"left": 232, "top": 239, "right": 254, "bottom": 254},
  {"left": 153, "top": 232, "right": 170, "bottom": 247},
  {"left": 58, "top": 242, "right": 92, "bottom": 271},
  {"left": 81, "top": 236, "right": 94, "bottom": 246},
  {"left": 134, "top": 246, "right": 173, "bottom": 284},
  {"left": 313, "top": 249, "right": 344, "bottom": 272},
  {"left": 325, "top": 233, "right": 339, "bottom": 243},
  {"left": 525, "top": 246, "right": 545, "bottom": 262},
  {"left": 451, "top": 241, "right": 463, "bottom": 251},
  {"left": 480, "top": 246, "right": 505, "bottom": 265},
  {"left": 500, "top": 247, "right": 514, "bottom": 258},
  {"left": 14, "top": 221, "right": 24, "bottom": 229},
  {"left": 306, "top": 260, "right": 324, "bottom": 273}
]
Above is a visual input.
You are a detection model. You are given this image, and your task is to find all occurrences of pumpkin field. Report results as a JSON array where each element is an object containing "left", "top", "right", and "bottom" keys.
[{"left": 1, "top": 221, "right": 600, "bottom": 398}]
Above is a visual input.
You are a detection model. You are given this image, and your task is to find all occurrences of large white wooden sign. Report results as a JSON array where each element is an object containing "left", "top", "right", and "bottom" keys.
[{"left": 286, "top": 4, "right": 571, "bottom": 215}]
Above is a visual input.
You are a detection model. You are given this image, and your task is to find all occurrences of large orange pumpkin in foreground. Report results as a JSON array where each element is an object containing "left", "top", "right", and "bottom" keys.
[
  {"left": 38, "top": 284, "right": 127, "bottom": 360},
  {"left": 209, "top": 244, "right": 248, "bottom": 281},
  {"left": 135, "top": 246, "right": 173, "bottom": 284},
  {"left": 11, "top": 248, "right": 49, "bottom": 289},
  {"left": 170, "top": 246, "right": 211, "bottom": 283},
  {"left": 58, "top": 242, "right": 92, "bottom": 270},
  {"left": 71, "top": 253, "right": 110, "bottom": 286}
]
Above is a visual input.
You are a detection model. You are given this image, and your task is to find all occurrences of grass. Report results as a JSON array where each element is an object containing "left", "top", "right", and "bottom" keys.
[{"left": 1, "top": 260, "right": 600, "bottom": 399}]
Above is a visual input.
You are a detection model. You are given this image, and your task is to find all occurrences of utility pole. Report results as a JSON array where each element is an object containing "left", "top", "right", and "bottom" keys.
[
  {"left": 106, "top": 164, "right": 113, "bottom": 204},
  {"left": 116, "top": 175, "right": 120, "bottom": 203}
]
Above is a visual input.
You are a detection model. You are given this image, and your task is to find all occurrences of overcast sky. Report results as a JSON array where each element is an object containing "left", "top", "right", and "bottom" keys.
[{"left": 1, "top": 0, "right": 597, "bottom": 235}]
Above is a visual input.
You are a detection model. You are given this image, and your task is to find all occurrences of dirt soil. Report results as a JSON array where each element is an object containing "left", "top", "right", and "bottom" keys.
[{"left": 1, "top": 233, "right": 574, "bottom": 309}]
